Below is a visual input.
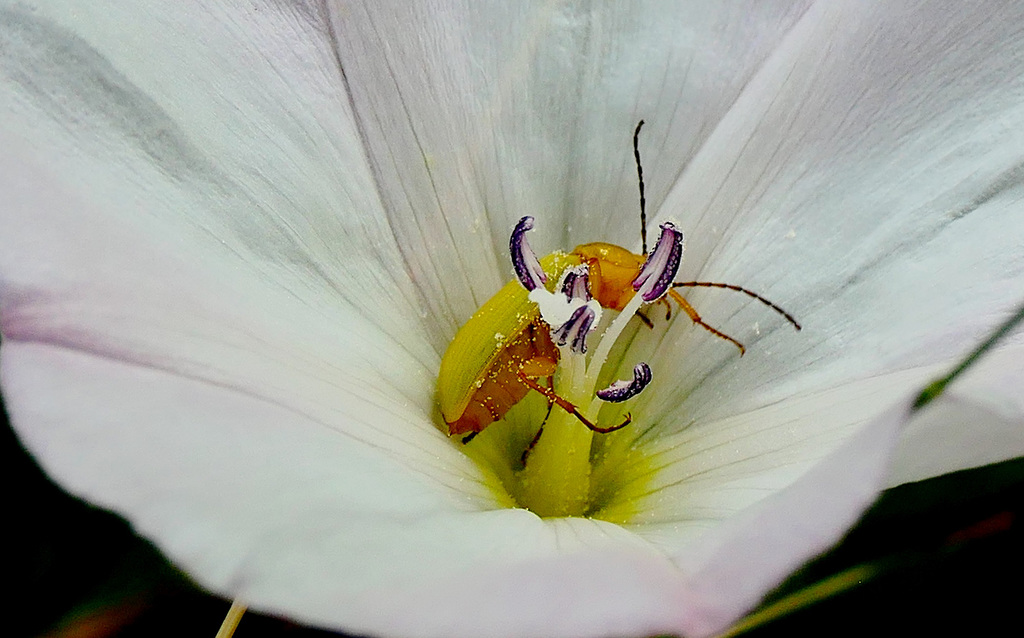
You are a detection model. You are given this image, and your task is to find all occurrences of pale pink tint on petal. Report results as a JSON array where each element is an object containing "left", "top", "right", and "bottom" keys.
[
  {"left": 2, "top": 342, "right": 666, "bottom": 637},
  {"left": 662, "top": 343, "right": 1024, "bottom": 637},
  {"left": 670, "top": 399, "right": 911, "bottom": 636},
  {"left": 0, "top": 132, "right": 453, "bottom": 473}
]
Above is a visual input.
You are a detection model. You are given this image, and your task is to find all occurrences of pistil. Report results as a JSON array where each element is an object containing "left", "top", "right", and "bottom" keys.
[
  {"left": 508, "top": 218, "right": 683, "bottom": 517},
  {"left": 517, "top": 346, "right": 593, "bottom": 516}
]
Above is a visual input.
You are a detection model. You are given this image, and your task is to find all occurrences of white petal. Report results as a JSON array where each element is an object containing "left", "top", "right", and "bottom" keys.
[
  {"left": 646, "top": 1, "right": 1024, "bottom": 428},
  {"left": 330, "top": 0, "right": 814, "bottom": 332},
  {"left": 0, "top": 2, "right": 435, "bottom": 356},
  {"left": 889, "top": 342, "right": 1024, "bottom": 486},
  {"left": 672, "top": 344, "right": 1024, "bottom": 636},
  {"left": 0, "top": 2, "right": 455, "bottom": 472},
  {"left": 4, "top": 3, "right": 1024, "bottom": 638},
  {"left": 619, "top": 365, "right": 939, "bottom": 533},
  {"left": 3, "top": 342, "right": 680, "bottom": 637},
  {"left": 668, "top": 398, "right": 913, "bottom": 637},
  {"left": 0, "top": 126, "right": 457, "bottom": 463},
  {"left": 1, "top": 343, "right": 508, "bottom": 631},
  {"left": 623, "top": 341, "right": 1024, "bottom": 539}
]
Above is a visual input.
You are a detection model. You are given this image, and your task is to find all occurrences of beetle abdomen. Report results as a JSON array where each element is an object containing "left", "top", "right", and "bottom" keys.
[
  {"left": 446, "top": 319, "right": 559, "bottom": 435},
  {"left": 437, "top": 251, "right": 580, "bottom": 432}
]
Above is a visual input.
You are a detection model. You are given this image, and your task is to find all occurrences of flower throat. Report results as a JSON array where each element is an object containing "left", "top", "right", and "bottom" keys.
[{"left": 436, "top": 122, "right": 801, "bottom": 518}]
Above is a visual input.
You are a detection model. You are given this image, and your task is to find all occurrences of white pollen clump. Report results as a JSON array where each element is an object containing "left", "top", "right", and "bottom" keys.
[{"left": 528, "top": 288, "right": 602, "bottom": 330}]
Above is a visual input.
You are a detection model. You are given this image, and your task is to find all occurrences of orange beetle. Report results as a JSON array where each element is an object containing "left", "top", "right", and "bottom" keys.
[
  {"left": 437, "top": 252, "right": 574, "bottom": 437},
  {"left": 437, "top": 122, "right": 801, "bottom": 439}
]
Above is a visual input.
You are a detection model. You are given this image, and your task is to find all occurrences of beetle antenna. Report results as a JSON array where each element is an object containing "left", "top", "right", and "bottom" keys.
[
  {"left": 633, "top": 120, "right": 648, "bottom": 254},
  {"left": 672, "top": 281, "right": 803, "bottom": 331}
]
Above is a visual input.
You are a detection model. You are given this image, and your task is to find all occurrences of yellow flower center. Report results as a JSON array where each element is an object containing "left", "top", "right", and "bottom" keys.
[{"left": 461, "top": 290, "right": 655, "bottom": 519}]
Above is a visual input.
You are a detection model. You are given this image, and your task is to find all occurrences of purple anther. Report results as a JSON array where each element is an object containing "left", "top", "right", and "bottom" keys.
[
  {"left": 510, "top": 216, "right": 547, "bottom": 291},
  {"left": 560, "top": 265, "right": 592, "bottom": 302},
  {"left": 552, "top": 303, "right": 598, "bottom": 354},
  {"left": 632, "top": 222, "right": 684, "bottom": 302},
  {"left": 596, "top": 362, "right": 653, "bottom": 403}
]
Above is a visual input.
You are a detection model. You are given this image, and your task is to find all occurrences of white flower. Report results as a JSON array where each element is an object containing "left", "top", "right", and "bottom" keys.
[{"left": 2, "top": 2, "right": 1024, "bottom": 637}]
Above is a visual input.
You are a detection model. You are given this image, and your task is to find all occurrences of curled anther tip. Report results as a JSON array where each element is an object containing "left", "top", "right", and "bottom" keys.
[
  {"left": 552, "top": 303, "right": 599, "bottom": 354},
  {"left": 510, "top": 216, "right": 546, "bottom": 291},
  {"left": 559, "top": 264, "right": 592, "bottom": 302},
  {"left": 633, "top": 222, "right": 684, "bottom": 302},
  {"left": 596, "top": 362, "right": 653, "bottom": 403}
]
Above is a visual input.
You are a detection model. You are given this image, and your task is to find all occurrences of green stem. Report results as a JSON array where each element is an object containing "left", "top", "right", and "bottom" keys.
[
  {"left": 717, "top": 564, "right": 878, "bottom": 637},
  {"left": 913, "top": 301, "right": 1024, "bottom": 410},
  {"left": 516, "top": 290, "right": 654, "bottom": 516},
  {"left": 516, "top": 292, "right": 649, "bottom": 516}
]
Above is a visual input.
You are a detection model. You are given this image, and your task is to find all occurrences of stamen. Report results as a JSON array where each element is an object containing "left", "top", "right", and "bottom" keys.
[
  {"left": 530, "top": 288, "right": 591, "bottom": 329},
  {"left": 530, "top": 265, "right": 601, "bottom": 348},
  {"left": 551, "top": 302, "right": 600, "bottom": 354},
  {"left": 632, "top": 222, "right": 684, "bottom": 302},
  {"left": 596, "top": 362, "right": 653, "bottom": 403},
  {"left": 510, "top": 216, "right": 546, "bottom": 291},
  {"left": 560, "top": 264, "right": 592, "bottom": 301}
]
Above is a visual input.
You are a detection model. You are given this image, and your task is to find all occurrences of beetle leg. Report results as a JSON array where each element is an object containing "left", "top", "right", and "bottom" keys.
[
  {"left": 668, "top": 289, "right": 746, "bottom": 356},
  {"left": 461, "top": 431, "right": 478, "bottom": 445},
  {"left": 635, "top": 298, "right": 672, "bottom": 329},
  {"left": 635, "top": 311, "right": 654, "bottom": 329},
  {"left": 660, "top": 296, "right": 672, "bottom": 321},
  {"left": 520, "top": 420, "right": 546, "bottom": 467},
  {"left": 516, "top": 372, "right": 632, "bottom": 434}
]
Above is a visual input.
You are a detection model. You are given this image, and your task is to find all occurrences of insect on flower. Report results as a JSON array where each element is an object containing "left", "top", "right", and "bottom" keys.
[{"left": 437, "top": 121, "right": 801, "bottom": 445}]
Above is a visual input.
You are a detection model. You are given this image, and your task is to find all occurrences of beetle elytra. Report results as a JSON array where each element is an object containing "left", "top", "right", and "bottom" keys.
[{"left": 438, "top": 251, "right": 580, "bottom": 436}]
